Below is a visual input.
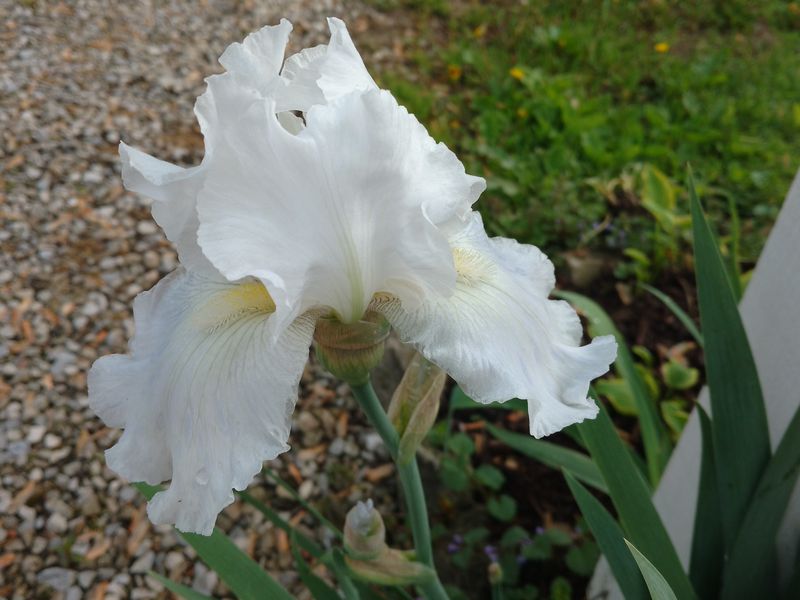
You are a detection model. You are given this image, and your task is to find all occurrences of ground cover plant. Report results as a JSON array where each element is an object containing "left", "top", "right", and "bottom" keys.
[{"left": 374, "top": 0, "right": 800, "bottom": 276}]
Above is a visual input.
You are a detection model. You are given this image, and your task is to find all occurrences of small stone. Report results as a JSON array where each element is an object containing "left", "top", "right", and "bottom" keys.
[
  {"left": 136, "top": 221, "right": 158, "bottom": 235},
  {"left": 363, "top": 432, "right": 384, "bottom": 453},
  {"left": 46, "top": 512, "right": 68, "bottom": 534},
  {"left": 329, "top": 438, "right": 346, "bottom": 456},
  {"left": 298, "top": 479, "right": 314, "bottom": 500},
  {"left": 27, "top": 424, "right": 47, "bottom": 443},
  {"left": 77, "top": 570, "right": 96, "bottom": 589},
  {"left": 130, "top": 551, "right": 154, "bottom": 573},
  {"left": 44, "top": 433, "right": 62, "bottom": 449},
  {"left": 164, "top": 551, "right": 184, "bottom": 571},
  {"left": 66, "top": 586, "right": 83, "bottom": 600},
  {"left": 37, "top": 567, "right": 76, "bottom": 592}
]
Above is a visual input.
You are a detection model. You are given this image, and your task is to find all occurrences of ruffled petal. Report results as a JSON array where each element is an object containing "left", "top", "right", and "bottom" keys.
[
  {"left": 120, "top": 23, "right": 294, "bottom": 274},
  {"left": 88, "top": 268, "right": 315, "bottom": 534},
  {"left": 374, "top": 212, "right": 617, "bottom": 438},
  {"left": 119, "top": 143, "right": 215, "bottom": 274},
  {"left": 197, "top": 89, "right": 481, "bottom": 328},
  {"left": 218, "top": 19, "right": 292, "bottom": 93},
  {"left": 279, "top": 17, "right": 377, "bottom": 111}
]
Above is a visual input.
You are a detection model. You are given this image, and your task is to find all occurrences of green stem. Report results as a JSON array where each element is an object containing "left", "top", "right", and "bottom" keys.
[{"left": 351, "top": 380, "right": 450, "bottom": 600}]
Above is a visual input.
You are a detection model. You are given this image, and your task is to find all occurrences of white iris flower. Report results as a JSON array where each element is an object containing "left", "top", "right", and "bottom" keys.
[{"left": 89, "top": 18, "right": 617, "bottom": 535}]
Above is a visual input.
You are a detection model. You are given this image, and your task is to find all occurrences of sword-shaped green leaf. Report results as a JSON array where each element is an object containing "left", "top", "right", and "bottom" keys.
[
  {"left": 689, "top": 171, "right": 771, "bottom": 552},
  {"left": 563, "top": 471, "right": 647, "bottom": 599},
  {"left": 556, "top": 290, "right": 672, "bottom": 485}
]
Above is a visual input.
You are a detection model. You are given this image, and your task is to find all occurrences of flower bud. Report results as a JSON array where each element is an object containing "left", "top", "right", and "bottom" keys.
[
  {"left": 344, "top": 499, "right": 386, "bottom": 560},
  {"left": 313, "top": 312, "right": 390, "bottom": 385},
  {"left": 488, "top": 561, "right": 503, "bottom": 586},
  {"left": 343, "top": 500, "right": 434, "bottom": 586},
  {"left": 387, "top": 353, "right": 446, "bottom": 465}
]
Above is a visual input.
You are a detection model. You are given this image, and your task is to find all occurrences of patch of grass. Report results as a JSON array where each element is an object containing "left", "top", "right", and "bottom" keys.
[{"left": 373, "top": 0, "right": 800, "bottom": 272}]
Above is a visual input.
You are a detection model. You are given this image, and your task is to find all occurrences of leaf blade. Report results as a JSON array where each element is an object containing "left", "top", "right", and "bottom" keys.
[
  {"left": 720, "top": 403, "right": 800, "bottom": 599},
  {"left": 555, "top": 290, "right": 672, "bottom": 485},
  {"left": 563, "top": 471, "right": 647, "bottom": 600},
  {"left": 486, "top": 423, "right": 607, "bottom": 493},
  {"left": 625, "top": 540, "right": 678, "bottom": 600},
  {"left": 577, "top": 406, "right": 696, "bottom": 599},
  {"left": 148, "top": 572, "right": 215, "bottom": 600},
  {"left": 689, "top": 407, "right": 724, "bottom": 598},
  {"left": 641, "top": 284, "right": 704, "bottom": 348},
  {"left": 689, "top": 171, "right": 771, "bottom": 551}
]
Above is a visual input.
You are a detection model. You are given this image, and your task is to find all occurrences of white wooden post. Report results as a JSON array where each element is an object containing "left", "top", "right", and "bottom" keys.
[{"left": 589, "top": 168, "right": 800, "bottom": 598}]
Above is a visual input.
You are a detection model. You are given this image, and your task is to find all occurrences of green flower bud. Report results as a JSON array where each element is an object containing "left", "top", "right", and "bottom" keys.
[
  {"left": 488, "top": 561, "right": 503, "bottom": 586},
  {"left": 387, "top": 353, "right": 446, "bottom": 465},
  {"left": 342, "top": 500, "right": 434, "bottom": 586},
  {"left": 344, "top": 500, "right": 386, "bottom": 560},
  {"left": 313, "top": 312, "right": 390, "bottom": 385}
]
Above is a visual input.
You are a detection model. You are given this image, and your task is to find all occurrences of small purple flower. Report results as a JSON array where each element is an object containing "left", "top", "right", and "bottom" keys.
[
  {"left": 483, "top": 544, "right": 500, "bottom": 563},
  {"left": 447, "top": 533, "right": 465, "bottom": 554},
  {"left": 535, "top": 526, "right": 545, "bottom": 535}
]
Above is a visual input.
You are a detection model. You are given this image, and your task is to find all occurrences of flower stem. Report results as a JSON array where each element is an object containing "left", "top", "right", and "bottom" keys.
[{"left": 351, "top": 380, "right": 450, "bottom": 600}]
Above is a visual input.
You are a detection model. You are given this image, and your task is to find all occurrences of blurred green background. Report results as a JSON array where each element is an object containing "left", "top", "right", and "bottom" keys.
[{"left": 370, "top": 0, "right": 800, "bottom": 289}]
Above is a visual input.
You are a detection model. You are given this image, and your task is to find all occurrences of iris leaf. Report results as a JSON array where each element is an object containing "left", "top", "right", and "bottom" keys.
[
  {"left": 486, "top": 423, "right": 607, "bottom": 493},
  {"left": 689, "top": 171, "right": 771, "bottom": 552},
  {"left": 555, "top": 290, "right": 672, "bottom": 486},
  {"left": 720, "top": 403, "right": 800, "bottom": 599},
  {"left": 641, "top": 284, "right": 704, "bottom": 348},
  {"left": 563, "top": 472, "right": 647, "bottom": 599},
  {"left": 689, "top": 406, "right": 723, "bottom": 598},
  {"left": 577, "top": 406, "right": 696, "bottom": 599},
  {"left": 148, "top": 572, "right": 215, "bottom": 600},
  {"left": 625, "top": 540, "right": 678, "bottom": 600}
]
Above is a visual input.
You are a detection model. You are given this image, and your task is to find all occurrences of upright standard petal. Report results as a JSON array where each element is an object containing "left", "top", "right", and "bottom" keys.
[
  {"left": 197, "top": 89, "right": 482, "bottom": 329},
  {"left": 119, "top": 22, "right": 294, "bottom": 274},
  {"left": 374, "top": 212, "right": 617, "bottom": 438},
  {"left": 218, "top": 19, "right": 293, "bottom": 95},
  {"left": 88, "top": 269, "right": 315, "bottom": 534},
  {"left": 280, "top": 17, "right": 377, "bottom": 111}
]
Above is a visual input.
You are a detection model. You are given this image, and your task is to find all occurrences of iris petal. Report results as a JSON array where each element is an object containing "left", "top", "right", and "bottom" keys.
[
  {"left": 89, "top": 269, "right": 315, "bottom": 534},
  {"left": 374, "top": 212, "right": 617, "bottom": 438},
  {"left": 197, "top": 89, "right": 482, "bottom": 329}
]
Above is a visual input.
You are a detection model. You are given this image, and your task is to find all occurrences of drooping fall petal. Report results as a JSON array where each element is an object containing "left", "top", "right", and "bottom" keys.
[
  {"left": 89, "top": 269, "right": 315, "bottom": 534},
  {"left": 374, "top": 212, "right": 617, "bottom": 437}
]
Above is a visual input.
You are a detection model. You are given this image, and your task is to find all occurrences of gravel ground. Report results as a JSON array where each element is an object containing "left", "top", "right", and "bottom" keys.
[{"left": 0, "top": 1, "right": 418, "bottom": 598}]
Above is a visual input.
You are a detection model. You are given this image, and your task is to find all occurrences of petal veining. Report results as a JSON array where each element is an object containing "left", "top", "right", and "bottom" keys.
[
  {"left": 374, "top": 212, "right": 617, "bottom": 438},
  {"left": 197, "top": 89, "right": 481, "bottom": 328},
  {"left": 88, "top": 268, "right": 315, "bottom": 534}
]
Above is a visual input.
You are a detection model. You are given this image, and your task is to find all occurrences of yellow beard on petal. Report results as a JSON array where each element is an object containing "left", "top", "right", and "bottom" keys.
[
  {"left": 453, "top": 247, "right": 495, "bottom": 287},
  {"left": 192, "top": 280, "right": 276, "bottom": 331}
]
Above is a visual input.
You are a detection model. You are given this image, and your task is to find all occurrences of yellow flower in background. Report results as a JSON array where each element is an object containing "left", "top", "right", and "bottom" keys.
[
  {"left": 517, "top": 107, "right": 528, "bottom": 119},
  {"left": 509, "top": 66, "right": 525, "bottom": 81},
  {"left": 473, "top": 23, "right": 487, "bottom": 38},
  {"left": 654, "top": 42, "right": 670, "bottom": 54},
  {"left": 448, "top": 64, "right": 462, "bottom": 81}
]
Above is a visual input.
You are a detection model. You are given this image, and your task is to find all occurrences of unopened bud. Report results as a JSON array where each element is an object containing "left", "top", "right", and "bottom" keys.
[
  {"left": 387, "top": 353, "right": 446, "bottom": 464},
  {"left": 344, "top": 500, "right": 386, "bottom": 560},
  {"left": 314, "top": 312, "right": 390, "bottom": 385},
  {"left": 342, "top": 500, "right": 434, "bottom": 586},
  {"left": 488, "top": 561, "right": 503, "bottom": 586}
]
